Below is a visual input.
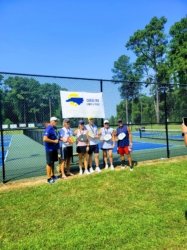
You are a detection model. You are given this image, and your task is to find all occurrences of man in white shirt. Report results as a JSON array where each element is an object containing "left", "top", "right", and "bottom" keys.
[
  {"left": 59, "top": 118, "right": 74, "bottom": 178},
  {"left": 85, "top": 118, "right": 101, "bottom": 173}
]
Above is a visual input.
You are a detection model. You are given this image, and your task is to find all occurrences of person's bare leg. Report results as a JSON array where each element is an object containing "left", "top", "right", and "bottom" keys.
[
  {"left": 94, "top": 153, "right": 99, "bottom": 167},
  {"left": 89, "top": 153, "right": 93, "bottom": 168},
  {"left": 84, "top": 153, "right": 88, "bottom": 170},
  {"left": 127, "top": 154, "right": 133, "bottom": 170},
  {"left": 66, "top": 157, "right": 74, "bottom": 176},
  {"left": 108, "top": 150, "right": 113, "bottom": 166},
  {"left": 61, "top": 161, "right": 67, "bottom": 178},
  {"left": 78, "top": 153, "right": 83, "bottom": 174},
  {"left": 46, "top": 164, "right": 52, "bottom": 179},
  {"left": 103, "top": 151, "right": 108, "bottom": 168}
]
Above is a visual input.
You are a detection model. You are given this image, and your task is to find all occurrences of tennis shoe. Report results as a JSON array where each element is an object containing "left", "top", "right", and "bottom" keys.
[
  {"left": 130, "top": 167, "right": 133, "bottom": 172},
  {"left": 89, "top": 167, "right": 94, "bottom": 173},
  {"left": 52, "top": 175, "right": 59, "bottom": 180},
  {"left": 79, "top": 169, "right": 83, "bottom": 175},
  {"left": 47, "top": 178, "right": 55, "bottom": 184},
  {"left": 95, "top": 167, "right": 101, "bottom": 173},
  {"left": 84, "top": 169, "right": 90, "bottom": 175},
  {"left": 105, "top": 164, "right": 109, "bottom": 169},
  {"left": 110, "top": 165, "right": 114, "bottom": 170}
]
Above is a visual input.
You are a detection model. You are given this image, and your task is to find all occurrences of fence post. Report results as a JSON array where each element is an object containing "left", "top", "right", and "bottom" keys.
[
  {"left": 100, "top": 80, "right": 104, "bottom": 125},
  {"left": 0, "top": 93, "right": 6, "bottom": 183},
  {"left": 163, "top": 86, "right": 170, "bottom": 158}
]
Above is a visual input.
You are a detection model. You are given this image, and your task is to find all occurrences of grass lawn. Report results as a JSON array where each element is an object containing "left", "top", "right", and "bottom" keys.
[{"left": 1, "top": 158, "right": 187, "bottom": 249}]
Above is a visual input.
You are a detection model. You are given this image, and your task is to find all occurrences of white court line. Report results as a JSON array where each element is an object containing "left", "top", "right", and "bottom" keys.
[{"left": 4, "top": 136, "right": 12, "bottom": 162}]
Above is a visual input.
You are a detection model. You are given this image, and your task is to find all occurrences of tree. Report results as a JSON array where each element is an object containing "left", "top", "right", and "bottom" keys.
[
  {"left": 4, "top": 77, "right": 41, "bottom": 123},
  {"left": 3, "top": 76, "right": 67, "bottom": 123},
  {"left": 169, "top": 16, "right": 187, "bottom": 84},
  {"left": 39, "top": 83, "right": 64, "bottom": 121},
  {"left": 112, "top": 55, "right": 142, "bottom": 123},
  {"left": 126, "top": 16, "right": 169, "bottom": 123}
]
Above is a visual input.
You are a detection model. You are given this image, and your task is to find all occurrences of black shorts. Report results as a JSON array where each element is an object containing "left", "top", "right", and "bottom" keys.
[
  {"left": 60, "top": 146, "right": 73, "bottom": 160},
  {"left": 76, "top": 146, "right": 87, "bottom": 154},
  {"left": 88, "top": 144, "right": 99, "bottom": 155},
  {"left": 101, "top": 148, "right": 113, "bottom": 151},
  {"left": 46, "top": 150, "right": 58, "bottom": 165}
]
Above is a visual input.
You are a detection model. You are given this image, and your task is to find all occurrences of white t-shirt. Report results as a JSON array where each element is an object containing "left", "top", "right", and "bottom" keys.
[
  {"left": 59, "top": 127, "right": 73, "bottom": 148},
  {"left": 85, "top": 124, "right": 99, "bottom": 145}
]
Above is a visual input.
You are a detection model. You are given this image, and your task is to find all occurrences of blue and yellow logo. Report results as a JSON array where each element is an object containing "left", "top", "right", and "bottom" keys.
[{"left": 66, "top": 93, "right": 84, "bottom": 106}]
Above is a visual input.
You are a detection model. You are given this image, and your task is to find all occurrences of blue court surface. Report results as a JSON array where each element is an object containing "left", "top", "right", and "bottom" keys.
[
  {"left": 0, "top": 135, "right": 167, "bottom": 167},
  {"left": 99, "top": 141, "right": 167, "bottom": 153},
  {"left": 125, "top": 141, "right": 166, "bottom": 151},
  {"left": 0, "top": 135, "right": 12, "bottom": 166}
]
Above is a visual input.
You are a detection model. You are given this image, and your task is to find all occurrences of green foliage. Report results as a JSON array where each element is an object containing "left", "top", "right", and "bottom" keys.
[
  {"left": 169, "top": 16, "right": 187, "bottom": 83},
  {"left": 112, "top": 55, "right": 142, "bottom": 101},
  {"left": 112, "top": 16, "right": 187, "bottom": 124},
  {"left": 2, "top": 76, "right": 67, "bottom": 124},
  {"left": 1, "top": 160, "right": 187, "bottom": 249}
]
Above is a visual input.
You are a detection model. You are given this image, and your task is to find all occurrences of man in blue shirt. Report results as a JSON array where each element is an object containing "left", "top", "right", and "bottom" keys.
[
  {"left": 116, "top": 119, "right": 133, "bottom": 171},
  {"left": 43, "top": 116, "right": 59, "bottom": 183}
]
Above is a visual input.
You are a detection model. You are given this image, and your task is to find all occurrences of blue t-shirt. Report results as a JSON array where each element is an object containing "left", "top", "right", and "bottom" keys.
[
  {"left": 59, "top": 127, "right": 73, "bottom": 148},
  {"left": 44, "top": 125, "right": 59, "bottom": 151},
  {"left": 116, "top": 125, "right": 129, "bottom": 147}
]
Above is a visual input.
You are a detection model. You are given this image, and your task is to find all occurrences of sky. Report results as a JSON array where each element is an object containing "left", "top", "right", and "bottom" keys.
[
  {"left": 0, "top": 0, "right": 186, "bottom": 79},
  {"left": 0, "top": 0, "right": 186, "bottom": 118}
]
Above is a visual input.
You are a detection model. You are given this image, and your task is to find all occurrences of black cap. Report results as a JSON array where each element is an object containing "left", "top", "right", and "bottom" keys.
[
  {"left": 118, "top": 119, "right": 123, "bottom": 123},
  {"left": 64, "top": 118, "right": 70, "bottom": 123},
  {"left": 79, "top": 119, "right": 85, "bottom": 124}
]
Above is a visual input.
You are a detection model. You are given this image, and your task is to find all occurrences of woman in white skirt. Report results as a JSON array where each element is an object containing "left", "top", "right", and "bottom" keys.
[{"left": 99, "top": 120, "right": 115, "bottom": 170}]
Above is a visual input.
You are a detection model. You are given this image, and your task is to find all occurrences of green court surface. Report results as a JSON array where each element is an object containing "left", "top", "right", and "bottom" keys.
[{"left": 0, "top": 133, "right": 186, "bottom": 182}]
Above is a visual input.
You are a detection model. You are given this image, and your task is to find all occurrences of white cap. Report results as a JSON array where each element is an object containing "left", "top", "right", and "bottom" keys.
[
  {"left": 50, "top": 116, "right": 58, "bottom": 122},
  {"left": 104, "top": 119, "right": 109, "bottom": 124}
]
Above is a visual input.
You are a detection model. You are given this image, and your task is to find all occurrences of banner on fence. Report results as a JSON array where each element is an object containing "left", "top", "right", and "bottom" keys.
[{"left": 60, "top": 91, "right": 105, "bottom": 118}]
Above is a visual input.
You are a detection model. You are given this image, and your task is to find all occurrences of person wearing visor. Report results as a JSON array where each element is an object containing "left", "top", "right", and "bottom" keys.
[
  {"left": 43, "top": 117, "right": 59, "bottom": 184},
  {"left": 99, "top": 120, "right": 115, "bottom": 170},
  {"left": 59, "top": 118, "right": 74, "bottom": 179},
  {"left": 74, "top": 120, "right": 90, "bottom": 175},
  {"left": 116, "top": 119, "right": 133, "bottom": 171},
  {"left": 86, "top": 117, "right": 101, "bottom": 173}
]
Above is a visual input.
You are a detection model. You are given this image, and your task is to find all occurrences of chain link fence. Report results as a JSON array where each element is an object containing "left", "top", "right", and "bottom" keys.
[{"left": 0, "top": 72, "right": 186, "bottom": 183}]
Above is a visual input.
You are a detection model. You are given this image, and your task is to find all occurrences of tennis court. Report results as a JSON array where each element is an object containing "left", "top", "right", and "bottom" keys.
[
  {"left": 0, "top": 135, "right": 12, "bottom": 167},
  {"left": 1, "top": 131, "right": 186, "bottom": 182}
]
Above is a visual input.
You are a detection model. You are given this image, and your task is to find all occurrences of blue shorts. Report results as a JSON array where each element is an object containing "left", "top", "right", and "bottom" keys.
[
  {"left": 46, "top": 150, "right": 58, "bottom": 165},
  {"left": 88, "top": 145, "right": 99, "bottom": 154}
]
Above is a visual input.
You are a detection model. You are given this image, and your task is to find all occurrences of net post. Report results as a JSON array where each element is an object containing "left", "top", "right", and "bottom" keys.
[{"left": 100, "top": 79, "right": 105, "bottom": 168}]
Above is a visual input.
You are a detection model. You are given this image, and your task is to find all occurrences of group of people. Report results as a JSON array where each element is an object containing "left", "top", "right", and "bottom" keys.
[
  {"left": 43, "top": 117, "right": 133, "bottom": 184},
  {"left": 43, "top": 116, "right": 187, "bottom": 184}
]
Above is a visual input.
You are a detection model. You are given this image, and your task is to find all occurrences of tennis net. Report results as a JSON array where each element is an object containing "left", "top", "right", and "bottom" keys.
[{"left": 139, "top": 128, "right": 183, "bottom": 141}]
